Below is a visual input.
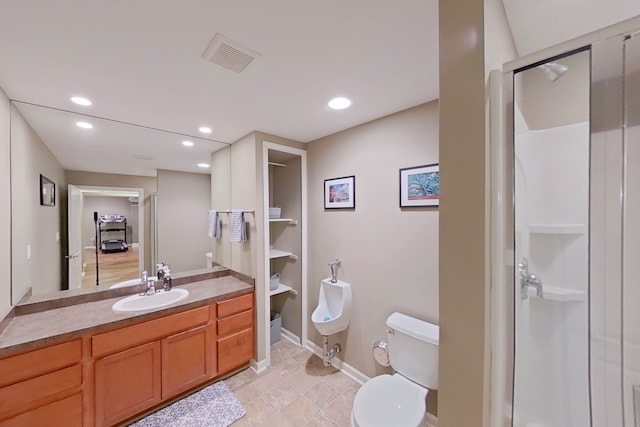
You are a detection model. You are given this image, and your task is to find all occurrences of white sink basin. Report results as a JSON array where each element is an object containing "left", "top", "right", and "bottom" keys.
[
  {"left": 112, "top": 288, "right": 189, "bottom": 312},
  {"left": 110, "top": 278, "right": 141, "bottom": 289}
]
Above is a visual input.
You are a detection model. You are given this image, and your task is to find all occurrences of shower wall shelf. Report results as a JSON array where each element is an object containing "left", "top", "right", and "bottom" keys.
[
  {"left": 528, "top": 286, "right": 586, "bottom": 302},
  {"left": 269, "top": 249, "right": 297, "bottom": 260},
  {"left": 269, "top": 282, "right": 298, "bottom": 296},
  {"left": 529, "top": 224, "right": 587, "bottom": 234}
]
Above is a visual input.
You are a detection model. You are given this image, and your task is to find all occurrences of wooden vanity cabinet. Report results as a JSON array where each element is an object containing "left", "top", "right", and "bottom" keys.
[
  {"left": 0, "top": 290, "right": 254, "bottom": 427},
  {"left": 0, "top": 339, "right": 83, "bottom": 426},
  {"left": 217, "top": 293, "right": 254, "bottom": 373},
  {"left": 92, "top": 306, "right": 211, "bottom": 427}
]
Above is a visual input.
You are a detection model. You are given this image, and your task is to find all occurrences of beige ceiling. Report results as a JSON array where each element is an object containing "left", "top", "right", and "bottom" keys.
[{"left": 0, "top": 1, "right": 638, "bottom": 176}]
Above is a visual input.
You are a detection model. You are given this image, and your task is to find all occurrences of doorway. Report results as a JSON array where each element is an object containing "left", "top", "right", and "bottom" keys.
[{"left": 67, "top": 185, "right": 144, "bottom": 289}]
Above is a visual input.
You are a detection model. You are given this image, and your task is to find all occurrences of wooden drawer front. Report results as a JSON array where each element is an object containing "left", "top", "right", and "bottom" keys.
[
  {"left": 0, "top": 340, "right": 81, "bottom": 387},
  {"left": 92, "top": 305, "right": 210, "bottom": 358},
  {"left": 217, "top": 309, "right": 253, "bottom": 338},
  {"left": 161, "top": 325, "right": 211, "bottom": 399},
  {"left": 217, "top": 293, "right": 253, "bottom": 318},
  {"left": 217, "top": 328, "right": 254, "bottom": 374},
  {"left": 0, "top": 392, "right": 83, "bottom": 427},
  {"left": 0, "top": 364, "right": 81, "bottom": 419},
  {"left": 94, "top": 341, "right": 161, "bottom": 427}
]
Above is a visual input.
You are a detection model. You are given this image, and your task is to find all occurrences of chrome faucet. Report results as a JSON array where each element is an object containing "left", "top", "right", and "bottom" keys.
[
  {"left": 329, "top": 259, "right": 342, "bottom": 283},
  {"left": 163, "top": 274, "right": 173, "bottom": 291},
  {"left": 143, "top": 277, "right": 158, "bottom": 296},
  {"left": 518, "top": 257, "right": 543, "bottom": 299}
]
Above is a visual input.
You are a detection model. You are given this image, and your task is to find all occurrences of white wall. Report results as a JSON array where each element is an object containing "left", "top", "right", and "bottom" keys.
[
  {"left": 157, "top": 169, "right": 211, "bottom": 273},
  {"left": 0, "top": 91, "right": 11, "bottom": 315},
  {"left": 10, "top": 104, "right": 66, "bottom": 301},
  {"left": 306, "top": 102, "right": 439, "bottom": 384},
  {"left": 211, "top": 146, "right": 231, "bottom": 267}
]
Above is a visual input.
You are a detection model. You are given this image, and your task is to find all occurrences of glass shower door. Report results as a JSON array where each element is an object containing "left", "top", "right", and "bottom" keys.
[{"left": 512, "top": 49, "right": 591, "bottom": 427}]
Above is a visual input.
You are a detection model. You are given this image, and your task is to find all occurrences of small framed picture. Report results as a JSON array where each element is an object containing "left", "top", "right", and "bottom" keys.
[
  {"left": 40, "top": 174, "right": 56, "bottom": 207},
  {"left": 324, "top": 175, "right": 355, "bottom": 209},
  {"left": 399, "top": 164, "right": 439, "bottom": 207}
]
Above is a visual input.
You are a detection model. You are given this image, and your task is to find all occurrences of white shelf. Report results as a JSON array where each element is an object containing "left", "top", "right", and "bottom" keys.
[
  {"left": 269, "top": 282, "right": 298, "bottom": 296},
  {"left": 529, "top": 223, "right": 587, "bottom": 235},
  {"left": 269, "top": 218, "right": 298, "bottom": 225},
  {"left": 528, "top": 286, "right": 586, "bottom": 302},
  {"left": 269, "top": 249, "right": 297, "bottom": 260}
]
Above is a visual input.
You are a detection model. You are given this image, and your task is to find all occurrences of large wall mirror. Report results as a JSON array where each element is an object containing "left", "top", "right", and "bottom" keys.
[{"left": 10, "top": 100, "right": 232, "bottom": 305}]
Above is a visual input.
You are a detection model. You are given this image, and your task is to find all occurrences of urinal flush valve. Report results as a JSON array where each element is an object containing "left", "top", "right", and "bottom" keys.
[{"left": 329, "top": 259, "right": 342, "bottom": 283}]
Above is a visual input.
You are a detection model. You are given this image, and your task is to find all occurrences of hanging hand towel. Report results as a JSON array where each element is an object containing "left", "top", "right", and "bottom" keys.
[
  {"left": 213, "top": 211, "right": 222, "bottom": 239},
  {"left": 230, "top": 210, "right": 247, "bottom": 243},
  {"left": 208, "top": 211, "right": 216, "bottom": 238},
  {"left": 208, "top": 211, "right": 222, "bottom": 238}
]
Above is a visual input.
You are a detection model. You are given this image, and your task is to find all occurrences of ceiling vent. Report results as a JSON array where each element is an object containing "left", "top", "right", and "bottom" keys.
[{"left": 202, "top": 33, "right": 261, "bottom": 73}]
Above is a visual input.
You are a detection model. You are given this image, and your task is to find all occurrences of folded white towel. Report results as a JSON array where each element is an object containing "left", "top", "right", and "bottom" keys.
[{"left": 230, "top": 210, "right": 247, "bottom": 243}]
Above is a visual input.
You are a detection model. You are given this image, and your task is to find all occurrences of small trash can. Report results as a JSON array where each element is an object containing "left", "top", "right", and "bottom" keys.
[{"left": 270, "top": 311, "right": 281, "bottom": 344}]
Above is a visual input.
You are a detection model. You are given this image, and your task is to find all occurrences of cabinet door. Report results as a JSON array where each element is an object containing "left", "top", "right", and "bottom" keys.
[
  {"left": 94, "top": 341, "right": 161, "bottom": 427},
  {"left": 162, "top": 325, "right": 212, "bottom": 399},
  {"left": 217, "top": 328, "right": 254, "bottom": 374},
  {"left": 0, "top": 392, "right": 83, "bottom": 427}
]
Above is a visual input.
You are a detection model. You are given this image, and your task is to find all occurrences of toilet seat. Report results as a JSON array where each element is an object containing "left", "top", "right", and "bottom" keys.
[{"left": 352, "top": 374, "right": 427, "bottom": 427}]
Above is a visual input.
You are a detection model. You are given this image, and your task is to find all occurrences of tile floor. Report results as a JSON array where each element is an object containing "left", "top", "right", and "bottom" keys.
[{"left": 227, "top": 338, "right": 360, "bottom": 427}]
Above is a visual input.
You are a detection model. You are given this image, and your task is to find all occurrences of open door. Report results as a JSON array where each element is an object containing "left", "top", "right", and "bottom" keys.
[{"left": 67, "top": 184, "right": 83, "bottom": 289}]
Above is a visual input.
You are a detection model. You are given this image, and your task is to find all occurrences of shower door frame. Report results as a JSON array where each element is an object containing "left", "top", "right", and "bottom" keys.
[{"left": 496, "top": 16, "right": 640, "bottom": 427}]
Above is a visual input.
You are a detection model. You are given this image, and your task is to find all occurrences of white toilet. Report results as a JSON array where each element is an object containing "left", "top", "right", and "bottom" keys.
[{"left": 351, "top": 312, "right": 439, "bottom": 427}]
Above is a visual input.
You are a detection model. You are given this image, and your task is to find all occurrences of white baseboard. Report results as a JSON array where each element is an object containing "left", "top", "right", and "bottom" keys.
[
  {"left": 281, "top": 327, "right": 301, "bottom": 346},
  {"left": 250, "top": 358, "right": 268, "bottom": 374},
  {"left": 304, "top": 338, "right": 368, "bottom": 385}
]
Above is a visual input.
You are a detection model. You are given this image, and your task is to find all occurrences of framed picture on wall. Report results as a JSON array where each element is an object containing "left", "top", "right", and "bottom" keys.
[
  {"left": 40, "top": 174, "right": 56, "bottom": 207},
  {"left": 324, "top": 175, "right": 355, "bottom": 209},
  {"left": 399, "top": 163, "right": 439, "bottom": 207}
]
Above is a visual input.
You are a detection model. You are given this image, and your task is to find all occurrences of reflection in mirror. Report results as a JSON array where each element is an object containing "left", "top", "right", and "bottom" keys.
[
  {"left": 512, "top": 49, "right": 590, "bottom": 426},
  {"left": 10, "top": 101, "right": 231, "bottom": 304}
]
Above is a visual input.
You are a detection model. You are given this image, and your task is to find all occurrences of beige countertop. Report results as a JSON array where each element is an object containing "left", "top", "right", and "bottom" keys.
[{"left": 0, "top": 275, "right": 253, "bottom": 358}]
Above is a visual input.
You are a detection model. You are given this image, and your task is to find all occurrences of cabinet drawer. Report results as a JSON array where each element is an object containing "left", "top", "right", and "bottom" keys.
[
  {"left": 0, "top": 364, "right": 81, "bottom": 419},
  {"left": 0, "top": 392, "right": 83, "bottom": 427},
  {"left": 217, "top": 329, "right": 254, "bottom": 374},
  {"left": 92, "top": 305, "right": 210, "bottom": 358},
  {"left": 217, "top": 309, "right": 253, "bottom": 338},
  {"left": 217, "top": 293, "right": 253, "bottom": 318},
  {"left": 0, "top": 340, "right": 81, "bottom": 387}
]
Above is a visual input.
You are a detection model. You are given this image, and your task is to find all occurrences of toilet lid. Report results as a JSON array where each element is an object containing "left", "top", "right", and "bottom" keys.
[{"left": 353, "top": 374, "right": 426, "bottom": 427}]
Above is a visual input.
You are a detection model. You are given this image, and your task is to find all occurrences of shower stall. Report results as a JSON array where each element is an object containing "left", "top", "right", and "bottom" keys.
[{"left": 501, "top": 19, "right": 640, "bottom": 427}]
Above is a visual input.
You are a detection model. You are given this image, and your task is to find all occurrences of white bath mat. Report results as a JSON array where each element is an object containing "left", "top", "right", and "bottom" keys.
[{"left": 129, "top": 381, "right": 246, "bottom": 427}]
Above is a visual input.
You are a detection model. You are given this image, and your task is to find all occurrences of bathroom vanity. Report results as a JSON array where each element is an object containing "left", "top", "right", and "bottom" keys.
[{"left": 0, "top": 273, "right": 254, "bottom": 427}]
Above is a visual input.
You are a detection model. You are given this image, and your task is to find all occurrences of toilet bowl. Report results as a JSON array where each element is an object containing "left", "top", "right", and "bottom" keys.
[
  {"left": 351, "top": 312, "right": 439, "bottom": 427},
  {"left": 351, "top": 374, "right": 426, "bottom": 427},
  {"left": 311, "top": 278, "right": 352, "bottom": 335}
]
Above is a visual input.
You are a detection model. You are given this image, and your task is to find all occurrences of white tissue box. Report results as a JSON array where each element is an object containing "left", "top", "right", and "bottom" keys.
[{"left": 269, "top": 207, "right": 281, "bottom": 219}]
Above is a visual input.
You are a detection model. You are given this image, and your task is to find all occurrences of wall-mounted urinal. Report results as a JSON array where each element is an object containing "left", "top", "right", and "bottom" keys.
[{"left": 312, "top": 278, "right": 352, "bottom": 336}]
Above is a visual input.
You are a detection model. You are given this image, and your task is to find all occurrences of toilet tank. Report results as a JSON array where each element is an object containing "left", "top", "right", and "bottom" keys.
[{"left": 386, "top": 312, "right": 439, "bottom": 389}]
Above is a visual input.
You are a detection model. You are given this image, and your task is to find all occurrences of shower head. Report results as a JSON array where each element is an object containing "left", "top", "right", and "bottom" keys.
[{"left": 538, "top": 62, "right": 569, "bottom": 82}]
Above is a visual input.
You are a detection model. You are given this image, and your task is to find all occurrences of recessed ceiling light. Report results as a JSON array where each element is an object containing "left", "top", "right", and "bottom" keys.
[
  {"left": 328, "top": 97, "right": 351, "bottom": 110},
  {"left": 197, "top": 163, "right": 210, "bottom": 168},
  {"left": 199, "top": 126, "right": 212, "bottom": 134},
  {"left": 182, "top": 140, "right": 194, "bottom": 147},
  {"left": 71, "top": 96, "right": 92, "bottom": 106},
  {"left": 76, "top": 121, "right": 93, "bottom": 129}
]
